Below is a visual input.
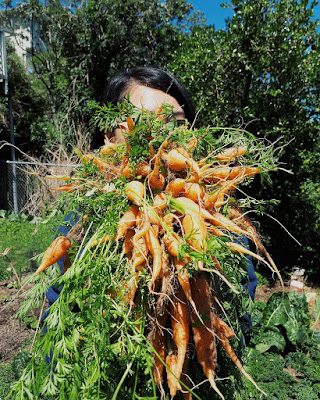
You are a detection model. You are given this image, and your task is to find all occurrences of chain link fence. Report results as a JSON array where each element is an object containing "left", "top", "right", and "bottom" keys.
[{"left": 5, "top": 161, "right": 79, "bottom": 215}]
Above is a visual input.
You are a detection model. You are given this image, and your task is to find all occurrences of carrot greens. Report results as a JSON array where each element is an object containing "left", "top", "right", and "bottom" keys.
[{"left": 8, "top": 103, "right": 284, "bottom": 399}]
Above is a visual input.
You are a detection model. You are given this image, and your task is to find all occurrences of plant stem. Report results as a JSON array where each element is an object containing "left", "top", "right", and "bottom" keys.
[{"left": 111, "top": 361, "right": 133, "bottom": 400}]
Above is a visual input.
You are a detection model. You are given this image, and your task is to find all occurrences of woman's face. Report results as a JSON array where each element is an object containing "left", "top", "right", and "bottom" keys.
[{"left": 106, "top": 84, "right": 185, "bottom": 143}]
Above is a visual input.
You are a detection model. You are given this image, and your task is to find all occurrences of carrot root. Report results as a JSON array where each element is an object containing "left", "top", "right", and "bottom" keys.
[{"left": 34, "top": 236, "right": 71, "bottom": 275}]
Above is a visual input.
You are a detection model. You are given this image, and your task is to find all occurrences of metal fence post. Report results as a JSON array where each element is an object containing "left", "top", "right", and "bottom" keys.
[{"left": 8, "top": 93, "right": 18, "bottom": 213}]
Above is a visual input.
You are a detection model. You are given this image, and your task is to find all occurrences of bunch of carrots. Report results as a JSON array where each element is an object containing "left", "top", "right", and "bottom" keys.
[{"left": 32, "top": 106, "right": 283, "bottom": 399}]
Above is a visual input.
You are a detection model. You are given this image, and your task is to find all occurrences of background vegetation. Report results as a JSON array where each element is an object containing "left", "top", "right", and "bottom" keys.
[
  {"left": 0, "top": 1, "right": 319, "bottom": 273},
  {"left": 0, "top": 2, "right": 319, "bottom": 397}
]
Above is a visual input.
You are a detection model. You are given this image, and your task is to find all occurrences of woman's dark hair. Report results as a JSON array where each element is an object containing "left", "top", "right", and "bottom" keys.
[{"left": 102, "top": 66, "right": 196, "bottom": 124}]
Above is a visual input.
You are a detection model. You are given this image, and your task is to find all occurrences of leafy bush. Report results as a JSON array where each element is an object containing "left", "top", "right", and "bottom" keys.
[
  {"left": 250, "top": 292, "right": 312, "bottom": 353},
  {"left": 239, "top": 291, "right": 320, "bottom": 399}
]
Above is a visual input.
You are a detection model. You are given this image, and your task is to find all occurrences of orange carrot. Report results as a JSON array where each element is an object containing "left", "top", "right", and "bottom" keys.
[
  {"left": 126, "top": 268, "right": 140, "bottom": 305},
  {"left": 168, "top": 287, "right": 190, "bottom": 397},
  {"left": 214, "top": 179, "right": 239, "bottom": 210},
  {"left": 182, "top": 213, "right": 207, "bottom": 252},
  {"left": 88, "top": 234, "right": 112, "bottom": 247},
  {"left": 162, "top": 233, "right": 180, "bottom": 259},
  {"left": 187, "top": 136, "right": 197, "bottom": 151},
  {"left": 174, "top": 258, "right": 197, "bottom": 315},
  {"left": 100, "top": 142, "right": 118, "bottom": 155},
  {"left": 190, "top": 275, "right": 224, "bottom": 399},
  {"left": 116, "top": 204, "right": 139, "bottom": 240},
  {"left": 121, "top": 156, "right": 130, "bottom": 176},
  {"left": 133, "top": 221, "right": 151, "bottom": 244},
  {"left": 169, "top": 197, "right": 224, "bottom": 224},
  {"left": 51, "top": 183, "right": 75, "bottom": 192},
  {"left": 162, "top": 212, "right": 175, "bottom": 228},
  {"left": 83, "top": 154, "right": 117, "bottom": 172},
  {"left": 153, "top": 192, "right": 167, "bottom": 212},
  {"left": 228, "top": 207, "right": 264, "bottom": 247},
  {"left": 166, "top": 353, "right": 178, "bottom": 397},
  {"left": 146, "top": 225, "right": 162, "bottom": 290},
  {"left": 217, "top": 331, "right": 267, "bottom": 396},
  {"left": 180, "top": 356, "right": 192, "bottom": 400},
  {"left": 132, "top": 235, "right": 148, "bottom": 269},
  {"left": 34, "top": 236, "right": 71, "bottom": 275},
  {"left": 63, "top": 250, "right": 71, "bottom": 273},
  {"left": 165, "top": 178, "right": 186, "bottom": 197},
  {"left": 150, "top": 311, "right": 168, "bottom": 388},
  {"left": 127, "top": 116, "right": 135, "bottom": 133},
  {"left": 164, "top": 148, "right": 189, "bottom": 172},
  {"left": 164, "top": 147, "right": 201, "bottom": 177},
  {"left": 215, "top": 146, "right": 247, "bottom": 163},
  {"left": 82, "top": 214, "right": 89, "bottom": 224},
  {"left": 149, "top": 141, "right": 156, "bottom": 158},
  {"left": 209, "top": 211, "right": 251, "bottom": 237},
  {"left": 207, "top": 225, "right": 226, "bottom": 237},
  {"left": 210, "top": 313, "right": 235, "bottom": 339},
  {"left": 122, "top": 161, "right": 152, "bottom": 179},
  {"left": 202, "top": 166, "right": 259, "bottom": 183},
  {"left": 149, "top": 171, "right": 165, "bottom": 191},
  {"left": 45, "top": 175, "right": 71, "bottom": 181},
  {"left": 145, "top": 205, "right": 162, "bottom": 226},
  {"left": 204, "top": 176, "right": 243, "bottom": 211},
  {"left": 134, "top": 161, "right": 152, "bottom": 177},
  {"left": 184, "top": 182, "right": 206, "bottom": 204},
  {"left": 156, "top": 241, "right": 173, "bottom": 314},
  {"left": 125, "top": 180, "right": 145, "bottom": 205},
  {"left": 148, "top": 147, "right": 165, "bottom": 190},
  {"left": 226, "top": 241, "right": 269, "bottom": 265},
  {"left": 120, "top": 229, "right": 135, "bottom": 260}
]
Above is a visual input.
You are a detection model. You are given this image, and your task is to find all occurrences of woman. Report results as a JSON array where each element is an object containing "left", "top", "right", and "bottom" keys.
[
  {"left": 41, "top": 66, "right": 257, "bottom": 345},
  {"left": 93, "top": 66, "right": 196, "bottom": 147}
]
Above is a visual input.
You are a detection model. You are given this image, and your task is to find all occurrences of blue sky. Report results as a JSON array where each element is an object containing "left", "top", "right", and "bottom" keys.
[
  {"left": 191, "top": 0, "right": 320, "bottom": 30},
  {"left": 191, "top": 1, "right": 234, "bottom": 29},
  {"left": 6, "top": 0, "right": 320, "bottom": 30}
]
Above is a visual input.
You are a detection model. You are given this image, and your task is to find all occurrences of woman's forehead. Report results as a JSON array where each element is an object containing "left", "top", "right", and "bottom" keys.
[{"left": 127, "top": 84, "right": 185, "bottom": 117}]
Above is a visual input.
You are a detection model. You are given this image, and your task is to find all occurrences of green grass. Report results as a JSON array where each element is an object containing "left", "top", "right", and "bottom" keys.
[
  {"left": 0, "top": 215, "right": 56, "bottom": 397},
  {"left": 0, "top": 217, "right": 57, "bottom": 280}
]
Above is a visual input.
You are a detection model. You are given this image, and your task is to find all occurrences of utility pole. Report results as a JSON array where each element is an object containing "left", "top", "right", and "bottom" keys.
[{"left": 1, "top": 27, "right": 18, "bottom": 213}]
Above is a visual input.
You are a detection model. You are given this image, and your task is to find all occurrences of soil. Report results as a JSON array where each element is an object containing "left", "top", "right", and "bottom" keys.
[
  {"left": 0, "top": 275, "right": 44, "bottom": 363},
  {"left": 0, "top": 275, "right": 319, "bottom": 364}
]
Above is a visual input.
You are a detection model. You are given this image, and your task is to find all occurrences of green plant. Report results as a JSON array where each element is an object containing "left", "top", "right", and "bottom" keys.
[
  {"left": 238, "top": 291, "right": 320, "bottom": 399},
  {"left": 240, "top": 348, "right": 320, "bottom": 399},
  {"left": 250, "top": 292, "right": 313, "bottom": 353},
  {"left": 0, "top": 352, "right": 31, "bottom": 399},
  {"left": 0, "top": 362, "right": 16, "bottom": 399},
  {"left": 255, "top": 271, "right": 268, "bottom": 287}
]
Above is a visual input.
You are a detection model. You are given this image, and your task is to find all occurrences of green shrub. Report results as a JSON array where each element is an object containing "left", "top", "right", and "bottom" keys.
[{"left": 239, "top": 292, "right": 320, "bottom": 399}]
